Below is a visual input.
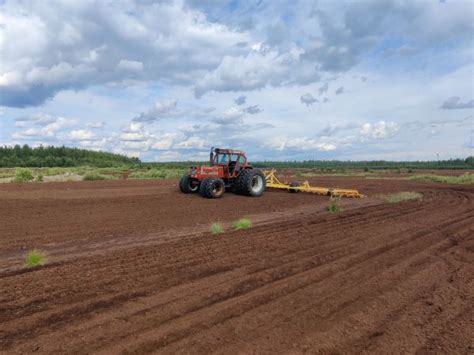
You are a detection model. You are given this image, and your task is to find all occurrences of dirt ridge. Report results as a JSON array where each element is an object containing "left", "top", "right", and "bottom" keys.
[{"left": 0, "top": 179, "right": 473, "bottom": 353}]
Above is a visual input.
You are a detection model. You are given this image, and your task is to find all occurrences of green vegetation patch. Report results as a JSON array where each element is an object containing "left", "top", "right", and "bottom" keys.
[
  {"left": 328, "top": 196, "right": 342, "bottom": 213},
  {"left": 128, "top": 168, "right": 185, "bottom": 180},
  {"left": 210, "top": 222, "right": 224, "bottom": 235},
  {"left": 24, "top": 249, "right": 48, "bottom": 268},
  {"left": 15, "top": 168, "right": 34, "bottom": 182},
  {"left": 83, "top": 172, "right": 109, "bottom": 181},
  {"left": 233, "top": 218, "right": 253, "bottom": 230},
  {"left": 409, "top": 173, "right": 474, "bottom": 185},
  {"left": 379, "top": 192, "right": 423, "bottom": 203},
  {"left": 45, "top": 167, "right": 64, "bottom": 176}
]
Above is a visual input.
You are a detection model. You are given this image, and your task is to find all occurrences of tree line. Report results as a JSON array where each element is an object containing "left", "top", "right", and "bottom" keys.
[
  {"left": 144, "top": 157, "right": 474, "bottom": 170},
  {"left": 0, "top": 145, "right": 141, "bottom": 167},
  {"left": 1, "top": 145, "right": 472, "bottom": 169},
  {"left": 253, "top": 157, "right": 474, "bottom": 170}
]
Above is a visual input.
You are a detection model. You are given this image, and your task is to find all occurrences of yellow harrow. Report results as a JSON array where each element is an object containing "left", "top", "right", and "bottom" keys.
[{"left": 263, "top": 169, "right": 363, "bottom": 198}]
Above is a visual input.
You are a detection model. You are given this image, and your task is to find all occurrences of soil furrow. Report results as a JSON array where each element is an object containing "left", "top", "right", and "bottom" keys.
[{"left": 0, "top": 178, "right": 472, "bottom": 354}]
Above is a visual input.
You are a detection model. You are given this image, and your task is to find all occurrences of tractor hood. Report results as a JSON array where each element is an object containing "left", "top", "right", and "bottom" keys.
[{"left": 190, "top": 165, "right": 224, "bottom": 178}]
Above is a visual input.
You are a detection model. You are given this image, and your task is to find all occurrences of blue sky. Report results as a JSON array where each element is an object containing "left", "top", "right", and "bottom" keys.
[{"left": 0, "top": 0, "right": 473, "bottom": 161}]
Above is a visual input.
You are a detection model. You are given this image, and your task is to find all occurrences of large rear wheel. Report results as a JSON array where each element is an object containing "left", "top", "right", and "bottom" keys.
[
  {"left": 199, "top": 177, "right": 225, "bottom": 198},
  {"left": 179, "top": 175, "right": 199, "bottom": 193},
  {"left": 234, "top": 169, "right": 266, "bottom": 197}
]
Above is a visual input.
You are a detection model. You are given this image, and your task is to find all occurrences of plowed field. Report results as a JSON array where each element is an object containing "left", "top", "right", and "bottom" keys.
[{"left": 1, "top": 177, "right": 473, "bottom": 354}]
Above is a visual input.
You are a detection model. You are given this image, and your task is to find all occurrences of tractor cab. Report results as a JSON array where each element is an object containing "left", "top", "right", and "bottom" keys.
[{"left": 210, "top": 147, "right": 249, "bottom": 177}]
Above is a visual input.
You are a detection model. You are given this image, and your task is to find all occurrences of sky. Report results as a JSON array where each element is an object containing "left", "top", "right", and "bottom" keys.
[{"left": 0, "top": 0, "right": 473, "bottom": 162}]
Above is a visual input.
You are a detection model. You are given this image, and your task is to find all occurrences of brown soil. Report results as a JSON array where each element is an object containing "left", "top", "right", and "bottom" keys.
[{"left": 0, "top": 177, "right": 473, "bottom": 354}]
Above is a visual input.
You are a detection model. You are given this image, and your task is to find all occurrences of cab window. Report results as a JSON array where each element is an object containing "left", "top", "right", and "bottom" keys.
[
  {"left": 217, "top": 154, "right": 228, "bottom": 164},
  {"left": 238, "top": 155, "right": 246, "bottom": 164}
]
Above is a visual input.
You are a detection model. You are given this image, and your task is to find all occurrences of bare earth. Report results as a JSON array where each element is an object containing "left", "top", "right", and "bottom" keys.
[{"left": 0, "top": 177, "right": 473, "bottom": 354}]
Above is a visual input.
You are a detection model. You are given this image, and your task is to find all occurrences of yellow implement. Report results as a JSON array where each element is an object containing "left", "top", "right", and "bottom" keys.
[{"left": 263, "top": 169, "right": 363, "bottom": 198}]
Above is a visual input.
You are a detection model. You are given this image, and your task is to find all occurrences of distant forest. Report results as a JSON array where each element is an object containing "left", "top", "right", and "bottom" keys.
[
  {"left": 0, "top": 145, "right": 473, "bottom": 169},
  {"left": 0, "top": 145, "right": 141, "bottom": 167},
  {"left": 253, "top": 158, "right": 474, "bottom": 170},
  {"left": 146, "top": 157, "right": 474, "bottom": 170}
]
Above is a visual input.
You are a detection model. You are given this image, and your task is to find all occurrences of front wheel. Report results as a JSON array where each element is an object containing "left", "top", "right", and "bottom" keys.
[
  {"left": 179, "top": 175, "right": 199, "bottom": 193},
  {"left": 199, "top": 178, "right": 225, "bottom": 198}
]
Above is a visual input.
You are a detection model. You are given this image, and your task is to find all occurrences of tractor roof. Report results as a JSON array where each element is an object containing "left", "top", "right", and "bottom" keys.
[{"left": 214, "top": 148, "right": 246, "bottom": 155}]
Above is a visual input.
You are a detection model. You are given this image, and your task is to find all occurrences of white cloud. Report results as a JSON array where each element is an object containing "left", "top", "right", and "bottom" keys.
[
  {"left": 87, "top": 121, "right": 106, "bottom": 129},
  {"left": 193, "top": 46, "right": 318, "bottom": 98},
  {"left": 335, "top": 86, "right": 345, "bottom": 95},
  {"left": 2, "top": 0, "right": 473, "bottom": 110},
  {"left": 155, "top": 150, "right": 181, "bottom": 162},
  {"left": 68, "top": 129, "right": 96, "bottom": 141},
  {"left": 1, "top": 0, "right": 473, "bottom": 161},
  {"left": 300, "top": 93, "right": 318, "bottom": 106},
  {"left": 234, "top": 95, "right": 246, "bottom": 105},
  {"left": 151, "top": 133, "right": 177, "bottom": 150},
  {"left": 120, "top": 122, "right": 149, "bottom": 142},
  {"left": 128, "top": 122, "right": 144, "bottom": 132},
  {"left": 176, "top": 136, "right": 207, "bottom": 149},
  {"left": 360, "top": 121, "right": 399, "bottom": 140},
  {"left": 133, "top": 100, "right": 178, "bottom": 122},
  {"left": 0, "top": 0, "right": 248, "bottom": 107},
  {"left": 270, "top": 137, "right": 337, "bottom": 152},
  {"left": 318, "top": 83, "right": 329, "bottom": 96},
  {"left": 440, "top": 96, "right": 474, "bottom": 110},
  {"left": 245, "top": 105, "right": 262, "bottom": 114},
  {"left": 12, "top": 115, "right": 76, "bottom": 139},
  {"left": 194, "top": 50, "right": 285, "bottom": 98},
  {"left": 120, "top": 132, "right": 147, "bottom": 142},
  {"left": 222, "top": 107, "right": 244, "bottom": 120},
  {"left": 116, "top": 121, "right": 179, "bottom": 152},
  {"left": 117, "top": 60, "right": 144, "bottom": 72},
  {"left": 15, "top": 113, "right": 57, "bottom": 127}
]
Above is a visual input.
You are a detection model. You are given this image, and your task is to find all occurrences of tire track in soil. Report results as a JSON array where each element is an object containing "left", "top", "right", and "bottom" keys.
[
  {"left": 0, "top": 193, "right": 443, "bottom": 325},
  {"left": 96, "top": 192, "right": 474, "bottom": 354},
  {"left": 0, "top": 195, "right": 470, "bottom": 330},
  {"left": 111, "top": 212, "right": 473, "bottom": 354},
  {"left": 0, "top": 180, "right": 472, "bottom": 353}
]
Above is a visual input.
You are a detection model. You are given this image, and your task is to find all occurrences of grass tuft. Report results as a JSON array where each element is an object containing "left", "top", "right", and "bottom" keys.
[
  {"left": 45, "top": 167, "right": 63, "bottom": 176},
  {"left": 328, "top": 196, "right": 342, "bottom": 213},
  {"left": 409, "top": 173, "right": 474, "bottom": 185},
  {"left": 36, "top": 174, "right": 44, "bottom": 182},
  {"left": 233, "top": 218, "right": 252, "bottom": 230},
  {"left": 24, "top": 249, "right": 48, "bottom": 268},
  {"left": 379, "top": 191, "right": 423, "bottom": 203},
  {"left": 210, "top": 222, "right": 224, "bottom": 234},
  {"left": 15, "top": 168, "right": 34, "bottom": 182},
  {"left": 83, "top": 172, "right": 108, "bottom": 181}
]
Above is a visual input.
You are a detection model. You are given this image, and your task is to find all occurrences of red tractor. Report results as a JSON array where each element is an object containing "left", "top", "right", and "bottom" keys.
[{"left": 179, "top": 147, "right": 266, "bottom": 198}]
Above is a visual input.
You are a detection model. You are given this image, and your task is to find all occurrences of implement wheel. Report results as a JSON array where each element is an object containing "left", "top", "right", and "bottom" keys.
[
  {"left": 179, "top": 175, "right": 199, "bottom": 193},
  {"left": 199, "top": 178, "right": 225, "bottom": 198},
  {"left": 289, "top": 181, "right": 300, "bottom": 193}
]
